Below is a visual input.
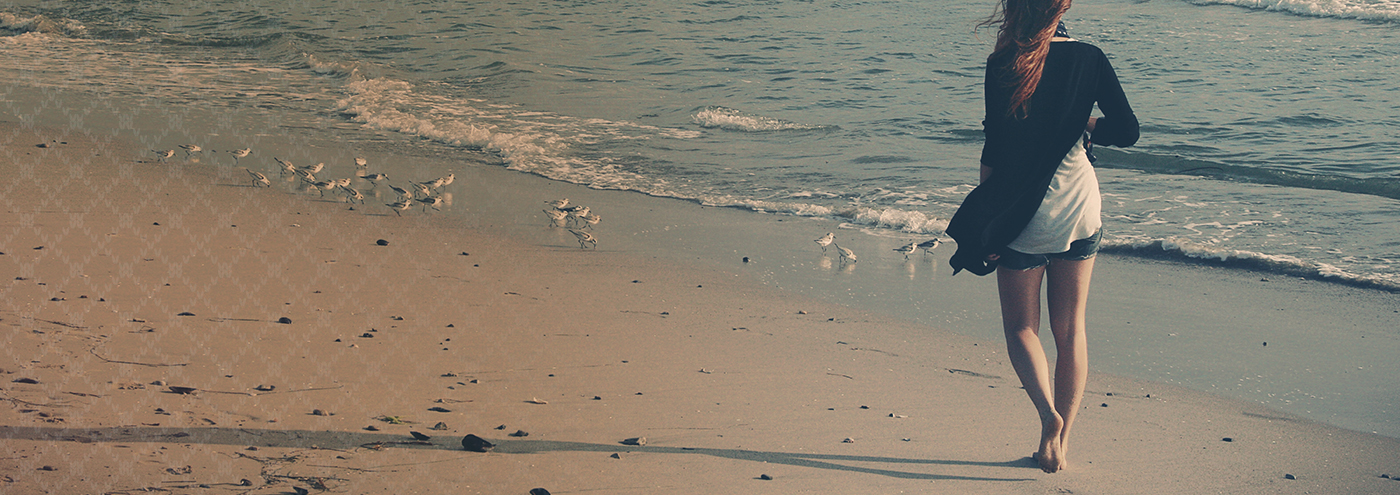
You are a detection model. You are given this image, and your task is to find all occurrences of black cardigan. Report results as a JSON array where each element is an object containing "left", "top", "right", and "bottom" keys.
[{"left": 947, "top": 41, "right": 1139, "bottom": 275}]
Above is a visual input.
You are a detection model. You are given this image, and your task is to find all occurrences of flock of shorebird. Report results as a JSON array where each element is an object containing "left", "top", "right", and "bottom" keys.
[
  {"left": 153, "top": 146, "right": 940, "bottom": 256},
  {"left": 542, "top": 198, "right": 601, "bottom": 249},
  {"left": 152, "top": 145, "right": 453, "bottom": 217},
  {"left": 815, "top": 231, "right": 943, "bottom": 265}
]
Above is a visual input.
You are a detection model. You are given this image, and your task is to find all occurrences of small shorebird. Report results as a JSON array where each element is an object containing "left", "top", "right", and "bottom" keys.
[
  {"left": 179, "top": 144, "right": 202, "bottom": 158},
  {"left": 835, "top": 244, "right": 857, "bottom": 264},
  {"left": 814, "top": 232, "right": 834, "bottom": 252},
  {"left": 439, "top": 173, "right": 455, "bottom": 186},
  {"left": 546, "top": 198, "right": 569, "bottom": 210},
  {"left": 578, "top": 212, "right": 601, "bottom": 230},
  {"left": 306, "top": 162, "right": 324, "bottom": 174},
  {"left": 152, "top": 149, "right": 175, "bottom": 162},
  {"left": 543, "top": 209, "right": 569, "bottom": 227},
  {"left": 388, "top": 184, "right": 411, "bottom": 200},
  {"left": 274, "top": 157, "right": 297, "bottom": 176},
  {"left": 338, "top": 185, "right": 364, "bottom": 204},
  {"left": 245, "top": 168, "right": 271, "bottom": 187},
  {"left": 894, "top": 242, "right": 917, "bottom": 260},
  {"left": 917, "top": 238, "right": 942, "bottom": 256},
  {"left": 566, "top": 206, "right": 590, "bottom": 226},
  {"left": 569, "top": 229, "right": 597, "bottom": 249},
  {"left": 411, "top": 182, "right": 433, "bottom": 199},
  {"left": 230, "top": 148, "right": 251, "bottom": 164},
  {"left": 294, "top": 168, "right": 316, "bottom": 182},
  {"left": 354, "top": 157, "right": 368, "bottom": 169},
  {"left": 360, "top": 173, "right": 388, "bottom": 189},
  {"left": 312, "top": 180, "right": 338, "bottom": 196},
  {"left": 386, "top": 198, "right": 413, "bottom": 216},
  {"left": 419, "top": 195, "right": 444, "bottom": 212}
]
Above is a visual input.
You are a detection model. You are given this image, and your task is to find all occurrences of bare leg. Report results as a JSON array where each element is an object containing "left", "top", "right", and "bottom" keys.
[
  {"left": 996, "top": 265, "right": 1065, "bottom": 473},
  {"left": 1044, "top": 256, "right": 1094, "bottom": 470}
]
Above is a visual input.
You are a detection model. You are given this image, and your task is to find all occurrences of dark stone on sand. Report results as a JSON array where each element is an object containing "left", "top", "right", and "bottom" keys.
[
  {"left": 460, "top": 252, "right": 469, "bottom": 255},
  {"left": 462, "top": 434, "right": 495, "bottom": 452},
  {"left": 410, "top": 431, "right": 431, "bottom": 441},
  {"left": 254, "top": 384, "right": 275, "bottom": 391},
  {"left": 294, "top": 487, "right": 310, "bottom": 495},
  {"left": 859, "top": 405, "right": 869, "bottom": 410},
  {"left": 431, "top": 422, "right": 449, "bottom": 430},
  {"left": 49, "top": 297, "right": 64, "bottom": 301},
  {"left": 376, "top": 239, "right": 390, "bottom": 246},
  {"left": 610, "top": 453, "right": 621, "bottom": 459},
  {"left": 239, "top": 479, "right": 253, "bottom": 486},
  {"left": 1100, "top": 403, "right": 1109, "bottom": 407},
  {"left": 620, "top": 436, "right": 646, "bottom": 446},
  {"left": 168, "top": 386, "right": 197, "bottom": 395},
  {"left": 277, "top": 317, "right": 293, "bottom": 324},
  {"left": 360, "top": 332, "right": 374, "bottom": 338},
  {"left": 592, "top": 396, "right": 602, "bottom": 400},
  {"left": 364, "top": 425, "right": 379, "bottom": 431},
  {"left": 1285, "top": 474, "right": 1297, "bottom": 480},
  {"left": 529, "top": 489, "right": 552, "bottom": 495},
  {"left": 12, "top": 378, "right": 39, "bottom": 384},
  {"left": 429, "top": 406, "right": 451, "bottom": 413},
  {"left": 38, "top": 465, "right": 55, "bottom": 471},
  {"left": 1222, "top": 437, "right": 1233, "bottom": 442},
  {"left": 742, "top": 257, "right": 750, "bottom": 263},
  {"left": 312, "top": 409, "right": 329, "bottom": 416},
  {"left": 759, "top": 474, "right": 773, "bottom": 480},
  {"left": 496, "top": 424, "right": 508, "bottom": 430},
  {"left": 509, "top": 430, "right": 529, "bottom": 437},
  {"left": 177, "top": 312, "right": 195, "bottom": 316}
]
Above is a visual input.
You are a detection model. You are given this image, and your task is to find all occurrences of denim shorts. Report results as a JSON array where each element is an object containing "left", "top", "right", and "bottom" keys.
[{"left": 997, "top": 228, "right": 1103, "bottom": 271}]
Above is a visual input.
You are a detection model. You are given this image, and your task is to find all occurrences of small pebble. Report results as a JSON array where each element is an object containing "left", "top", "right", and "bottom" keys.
[
  {"left": 509, "top": 430, "right": 530, "bottom": 437},
  {"left": 376, "top": 239, "right": 390, "bottom": 246},
  {"left": 277, "top": 317, "right": 292, "bottom": 324},
  {"left": 1284, "top": 473, "right": 1296, "bottom": 480},
  {"left": 1100, "top": 403, "right": 1109, "bottom": 407},
  {"left": 621, "top": 437, "right": 646, "bottom": 446},
  {"left": 842, "top": 438, "right": 855, "bottom": 443},
  {"left": 529, "top": 489, "right": 551, "bottom": 495},
  {"left": 759, "top": 474, "right": 773, "bottom": 481},
  {"left": 312, "top": 409, "right": 328, "bottom": 416},
  {"left": 610, "top": 453, "right": 621, "bottom": 459},
  {"left": 1222, "top": 437, "right": 1233, "bottom": 442}
]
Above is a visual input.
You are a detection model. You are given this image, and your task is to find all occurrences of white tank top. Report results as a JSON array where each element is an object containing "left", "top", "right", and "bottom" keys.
[{"left": 1006, "top": 137, "right": 1101, "bottom": 255}]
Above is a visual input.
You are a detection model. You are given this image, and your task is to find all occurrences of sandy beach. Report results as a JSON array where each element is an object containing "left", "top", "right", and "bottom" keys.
[{"left": 3, "top": 122, "right": 1400, "bottom": 494}]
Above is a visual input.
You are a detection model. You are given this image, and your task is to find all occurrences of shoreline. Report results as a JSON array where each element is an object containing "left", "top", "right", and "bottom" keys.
[{"left": 3, "top": 122, "right": 1400, "bottom": 493}]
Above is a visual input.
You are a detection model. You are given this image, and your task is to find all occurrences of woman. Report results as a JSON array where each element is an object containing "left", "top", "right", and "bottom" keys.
[{"left": 946, "top": 1, "right": 1139, "bottom": 473}]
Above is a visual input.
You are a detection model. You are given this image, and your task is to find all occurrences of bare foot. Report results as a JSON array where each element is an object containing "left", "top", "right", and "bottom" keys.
[{"left": 1037, "top": 411, "right": 1066, "bottom": 473}]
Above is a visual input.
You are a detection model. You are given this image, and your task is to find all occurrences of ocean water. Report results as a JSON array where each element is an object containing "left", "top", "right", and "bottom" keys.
[
  {"left": 3, "top": 0, "right": 1399, "bottom": 290},
  {"left": 0, "top": 0, "right": 1397, "bottom": 435}
]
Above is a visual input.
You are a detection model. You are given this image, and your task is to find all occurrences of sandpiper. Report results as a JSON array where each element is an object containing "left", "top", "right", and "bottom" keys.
[
  {"left": 569, "top": 229, "right": 597, "bottom": 249},
  {"left": 814, "top": 232, "right": 834, "bottom": 252}
]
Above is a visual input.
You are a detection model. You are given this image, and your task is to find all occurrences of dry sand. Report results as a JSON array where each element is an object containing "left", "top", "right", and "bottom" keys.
[{"left": 3, "top": 123, "right": 1400, "bottom": 494}]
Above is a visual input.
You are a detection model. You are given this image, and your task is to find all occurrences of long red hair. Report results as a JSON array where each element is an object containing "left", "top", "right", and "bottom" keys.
[{"left": 979, "top": 0, "right": 1072, "bottom": 119}]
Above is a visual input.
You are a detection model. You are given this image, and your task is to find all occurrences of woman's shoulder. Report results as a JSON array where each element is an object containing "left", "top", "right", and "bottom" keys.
[{"left": 1049, "top": 40, "right": 1110, "bottom": 62}]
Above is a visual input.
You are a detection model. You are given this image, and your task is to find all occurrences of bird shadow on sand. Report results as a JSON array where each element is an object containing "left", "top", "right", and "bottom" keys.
[{"left": 0, "top": 425, "right": 1033, "bottom": 482}]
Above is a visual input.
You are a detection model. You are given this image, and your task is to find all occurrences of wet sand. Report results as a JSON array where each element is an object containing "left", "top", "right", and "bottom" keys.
[{"left": 2, "top": 123, "right": 1399, "bottom": 493}]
